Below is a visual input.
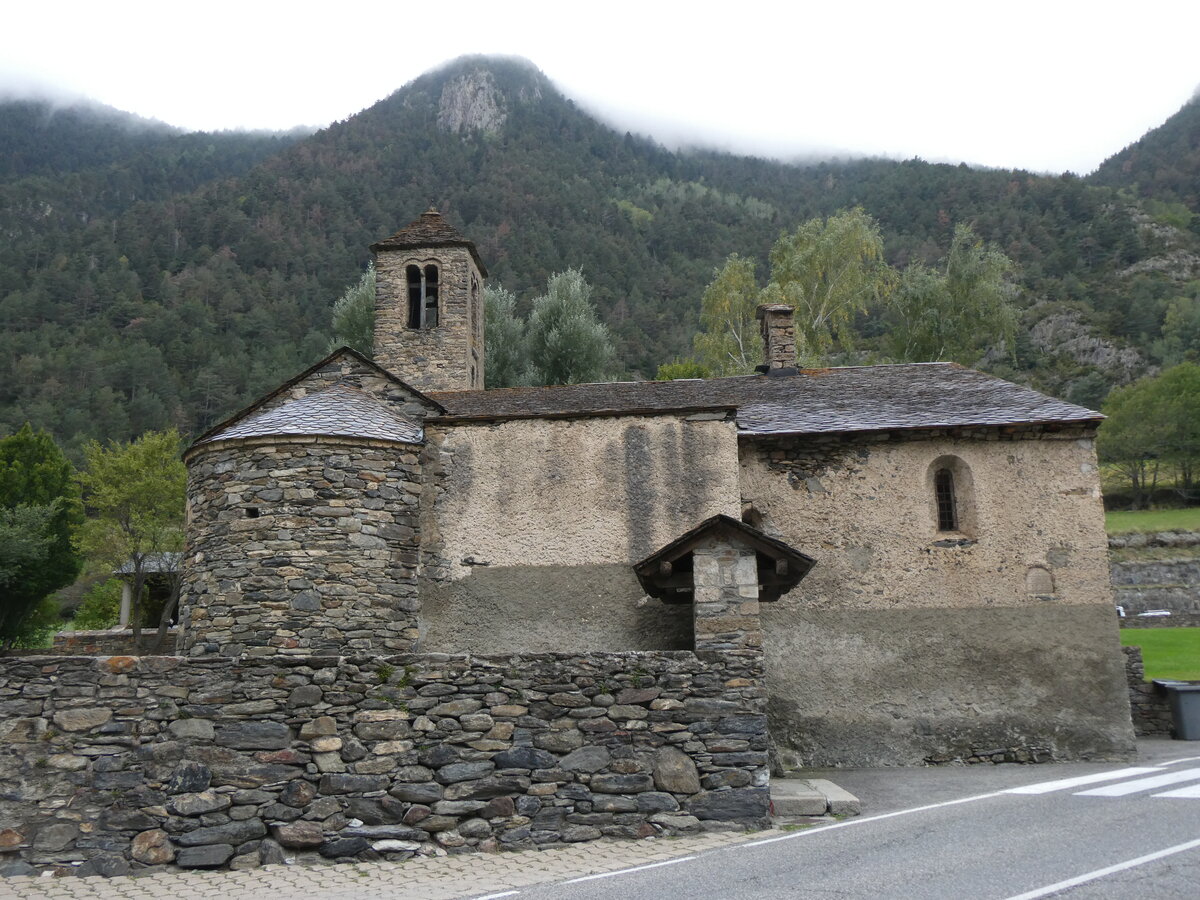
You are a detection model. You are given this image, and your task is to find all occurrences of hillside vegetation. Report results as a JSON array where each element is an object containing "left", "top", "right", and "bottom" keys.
[{"left": 2, "top": 57, "right": 1199, "bottom": 454}]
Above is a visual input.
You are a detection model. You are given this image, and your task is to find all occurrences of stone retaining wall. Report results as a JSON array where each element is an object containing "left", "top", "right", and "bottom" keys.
[
  {"left": 50, "top": 628, "right": 180, "bottom": 656},
  {"left": 1122, "top": 645, "right": 1172, "bottom": 736},
  {"left": 1119, "top": 613, "right": 1200, "bottom": 629},
  {"left": 0, "top": 650, "right": 767, "bottom": 876},
  {"left": 1112, "top": 557, "right": 1200, "bottom": 618},
  {"left": 1108, "top": 530, "right": 1200, "bottom": 550}
]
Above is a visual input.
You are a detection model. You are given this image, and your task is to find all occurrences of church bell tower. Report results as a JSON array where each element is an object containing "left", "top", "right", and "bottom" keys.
[{"left": 370, "top": 208, "right": 487, "bottom": 392}]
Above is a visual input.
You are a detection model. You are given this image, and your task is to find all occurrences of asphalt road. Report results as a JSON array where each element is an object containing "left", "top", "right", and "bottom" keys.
[{"left": 493, "top": 738, "right": 1200, "bottom": 900}]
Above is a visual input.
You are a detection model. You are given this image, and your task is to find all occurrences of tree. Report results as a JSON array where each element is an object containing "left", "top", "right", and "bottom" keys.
[
  {"left": 0, "top": 425, "right": 82, "bottom": 650},
  {"left": 485, "top": 285, "right": 529, "bottom": 388},
  {"left": 76, "top": 429, "right": 187, "bottom": 651},
  {"left": 329, "top": 263, "right": 375, "bottom": 357},
  {"left": 692, "top": 254, "right": 763, "bottom": 376},
  {"left": 1152, "top": 288, "right": 1200, "bottom": 366},
  {"left": 525, "top": 269, "right": 615, "bottom": 385},
  {"left": 1097, "top": 364, "right": 1200, "bottom": 507},
  {"left": 884, "top": 224, "right": 1018, "bottom": 364},
  {"left": 760, "top": 208, "right": 891, "bottom": 362},
  {"left": 0, "top": 505, "right": 55, "bottom": 649}
]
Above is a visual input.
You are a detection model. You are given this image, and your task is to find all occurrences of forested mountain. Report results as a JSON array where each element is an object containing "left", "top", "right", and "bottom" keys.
[
  {"left": 1093, "top": 94, "right": 1200, "bottom": 210},
  {"left": 1, "top": 57, "right": 1198, "bottom": 455}
]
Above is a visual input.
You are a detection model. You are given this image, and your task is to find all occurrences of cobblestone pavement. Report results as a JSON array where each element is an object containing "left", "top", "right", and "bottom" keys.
[{"left": 0, "top": 829, "right": 775, "bottom": 900}]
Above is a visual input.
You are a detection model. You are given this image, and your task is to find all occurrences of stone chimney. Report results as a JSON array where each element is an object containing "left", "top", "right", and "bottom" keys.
[{"left": 756, "top": 304, "right": 797, "bottom": 373}]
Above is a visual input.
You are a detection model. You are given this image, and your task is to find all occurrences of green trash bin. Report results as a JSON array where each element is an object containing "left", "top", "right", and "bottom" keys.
[{"left": 1154, "top": 681, "right": 1200, "bottom": 740}]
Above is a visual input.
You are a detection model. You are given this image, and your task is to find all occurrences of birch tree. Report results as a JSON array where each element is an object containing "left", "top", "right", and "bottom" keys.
[
  {"left": 760, "top": 208, "right": 891, "bottom": 361},
  {"left": 885, "top": 224, "right": 1018, "bottom": 365},
  {"left": 693, "top": 254, "right": 763, "bottom": 376}
]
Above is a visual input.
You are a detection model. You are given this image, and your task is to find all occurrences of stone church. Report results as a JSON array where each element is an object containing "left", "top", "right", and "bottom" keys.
[{"left": 179, "top": 209, "right": 1135, "bottom": 768}]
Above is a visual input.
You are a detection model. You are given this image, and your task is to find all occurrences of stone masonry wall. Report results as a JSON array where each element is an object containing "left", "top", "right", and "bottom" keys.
[
  {"left": 374, "top": 246, "right": 483, "bottom": 392},
  {"left": 1111, "top": 558, "right": 1200, "bottom": 616},
  {"left": 51, "top": 628, "right": 180, "bottom": 657},
  {"left": 1120, "top": 613, "right": 1200, "bottom": 628},
  {"left": 1123, "top": 645, "right": 1172, "bottom": 736},
  {"left": 180, "top": 438, "right": 422, "bottom": 656},
  {"left": 0, "top": 651, "right": 767, "bottom": 876}
]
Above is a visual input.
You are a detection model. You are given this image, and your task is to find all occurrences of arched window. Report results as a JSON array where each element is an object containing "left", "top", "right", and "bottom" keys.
[
  {"left": 423, "top": 265, "right": 439, "bottom": 328},
  {"left": 406, "top": 265, "right": 422, "bottom": 328},
  {"left": 934, "top": 468, "right": 958, "bottom": 531},
  {"left": 406, "top": 263, "right": 440, "bottom": 329},
  {"left": 928, "top": 455, "right": 976, "bottom": 537}
]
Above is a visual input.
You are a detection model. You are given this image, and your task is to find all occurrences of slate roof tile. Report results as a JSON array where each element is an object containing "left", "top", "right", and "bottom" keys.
[
  {"left": 200, "top": 382, "right": 423, "bottom": 446},
  {"left": 428, "top": 363, "right": 1100, "bottom": 435},
  {"left": 369, "top": 208, "right": 487, "bottom": 275}
]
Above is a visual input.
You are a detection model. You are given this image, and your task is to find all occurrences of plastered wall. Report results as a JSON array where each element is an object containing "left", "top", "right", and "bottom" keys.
[
  {"left": 420, "top": 414, "right": 740, "bottom": 652},
  {"left": 741, "top": 431, "right": 1113, "bottom": 611},
  {"left": 739, "top": 429, "right": 1135, "bottom": 765}
]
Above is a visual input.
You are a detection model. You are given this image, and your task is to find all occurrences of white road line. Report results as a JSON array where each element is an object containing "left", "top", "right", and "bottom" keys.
[
  {"left": 1157, "top": 755, "right": 1200, "bottom": 766},
  {"left": 1005, "top": 767, "right": 1162, "bottom": 795},
  {"left": 471, "top": 893, "right": 520, "bottom": 900},
  {"left": 561, "top": 856, "right": 697, "bottom": 884},
  {"left": 743, "top": 789, "right": 1009, "bottom": 847},
  {"left": 1075, "top": 767, "right": 1200, "bottom": 797},
  {"left": 1001, "top": 837, "right": 1200, "bottom": 900},
  {"left": 1154, "top": 783, "right": 1200, "bottom": 799}
]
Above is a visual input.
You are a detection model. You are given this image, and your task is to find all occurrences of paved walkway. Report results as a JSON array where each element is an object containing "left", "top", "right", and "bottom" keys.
[{"left": 0, "top": 829, "right": 775, "bottom": 900}]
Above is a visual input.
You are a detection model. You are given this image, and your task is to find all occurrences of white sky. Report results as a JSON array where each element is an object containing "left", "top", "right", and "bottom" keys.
[{"left": 1, "top": 0, "right": 1198, "bottom": 174}]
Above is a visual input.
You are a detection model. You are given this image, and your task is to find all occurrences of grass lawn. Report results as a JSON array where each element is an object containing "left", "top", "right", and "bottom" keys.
[
  {"left": 1120, "top": 628, "right": 1200, "bottom": 681},
  {"left": 1106, "top": 507, "right": 1200, "bottom": 535}
]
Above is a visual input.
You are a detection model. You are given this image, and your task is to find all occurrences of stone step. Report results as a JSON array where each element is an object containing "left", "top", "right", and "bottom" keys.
[{"left": 770, "top": 777, "right": 861, "bottom": 817}]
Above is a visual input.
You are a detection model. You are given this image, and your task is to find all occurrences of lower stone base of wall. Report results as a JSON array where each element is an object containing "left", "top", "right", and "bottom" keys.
[
  {"left": 1123, "top": 645, "right": 1174, "bottom": 736},
  {"left": 1119, "top": 613, "right": 1200, "bottom": 629},
  {"left": 50, "top": 627, "right": 180, "bottom": 656},
  {"left": 0, "top": 650, "right": 768, "bottom": 876},
  {"left": 764, "top": 604, "right": 1137, "bottom": 767}
]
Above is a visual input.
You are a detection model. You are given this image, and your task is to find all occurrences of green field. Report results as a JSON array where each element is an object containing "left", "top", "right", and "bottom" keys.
[
  {"left": 1120, "top": 628, "right": 1200, "bottom": 681},
  {"left": 1106, "top": 507, "right": 1200, "bottom": 535}
]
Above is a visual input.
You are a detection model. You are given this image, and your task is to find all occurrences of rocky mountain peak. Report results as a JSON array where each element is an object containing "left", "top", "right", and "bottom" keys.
[{"left": 437, "top": 68, "right": 507, "bottom": 135}]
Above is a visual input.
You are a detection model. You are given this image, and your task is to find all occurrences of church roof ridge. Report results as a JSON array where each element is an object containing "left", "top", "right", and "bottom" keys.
[
  {"left": 428, "top": 364, "right": 1102, "bottom": 436},
  {"left": 187, "top": 346, "right": 445, "bottom": 454},
  {"left": 195, "top": 381, "right": 423, "bottom": 448},
  {"left": 370, "top": 208, "right": 487, "bottom": 275}
]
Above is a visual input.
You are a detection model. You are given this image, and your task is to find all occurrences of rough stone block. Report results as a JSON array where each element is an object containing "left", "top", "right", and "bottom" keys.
[
  {"left": 131, "top": 829, "right": 174, "bottom": 865},
  {"left": 175, "top": 843, "right": 235, "bottom": 868},
  {"left": 653, "top": 747, "right": 701, "bottom": 794},
  {"left": 214, "top": 722, "right": 291, "bottom": 750},
  {"left": 685, "top": 787, "right": 769, "bottom": 820},
  {"left": 590, "top": 774, "right": 654, "bottom": 794}
]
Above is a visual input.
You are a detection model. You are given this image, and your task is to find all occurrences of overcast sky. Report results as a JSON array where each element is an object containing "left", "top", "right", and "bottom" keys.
[{"left": 2, "top": 0, "right": 1198, "bottom": 174}]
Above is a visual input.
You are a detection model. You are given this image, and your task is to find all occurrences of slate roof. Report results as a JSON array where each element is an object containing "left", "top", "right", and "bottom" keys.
[
  {"left": 635, "top": 514, "right": 817, "bottom": 603},
  {"left": 370, "top": 208, "right": 488, "bottom": 276},
  {"left": 197, "top": 382, "right": 423, "bottom": 446},
  {"left": 188, "top": 347, "right": 443, "bottom": 455},
  {"left": 428, "top": 363, "right": 1101, "bottom": 436}
]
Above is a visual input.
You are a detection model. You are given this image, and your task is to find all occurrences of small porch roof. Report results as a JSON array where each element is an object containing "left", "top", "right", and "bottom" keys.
[{"left": 633, "top": 514, "right": 816, "bottom": 603}]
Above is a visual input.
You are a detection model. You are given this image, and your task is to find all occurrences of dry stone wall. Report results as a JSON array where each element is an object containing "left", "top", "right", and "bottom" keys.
[
  {"left": 0, "top": 650, "right": 767, "bottom": 876},
  {"left": 180, "top": 439, "right": 422, "bottom": 656},
  {"left": 1111, "top": 558, "right": 1200, "bottom": 616},
  {"left": 1123, "top": 646, "right": 1172, "bottom": 736},
  {"left": 50, "top": 628, "right": 180, "bottom": 656}
]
